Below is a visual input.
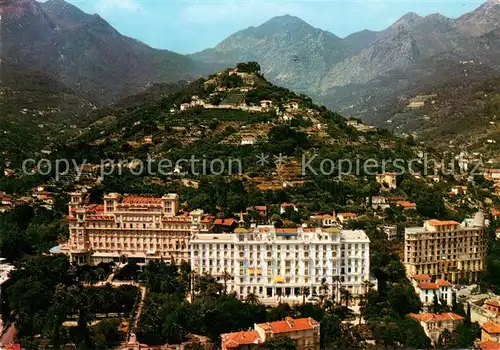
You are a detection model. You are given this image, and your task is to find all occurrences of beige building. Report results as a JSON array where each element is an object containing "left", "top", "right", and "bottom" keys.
[
  {"left": 408, "top": 312, "right": 464, "bottom": 345},
  {"left": 62, "top": 192, "right": 212, "bottom": 265},
  {"left": 376, "top": 172, "right": 397, "bottom": 190},
  {"left": 404, "top": 213, "right": 487, "bottom": 283},
  {"left": 221, "top": 317, "right": 320, "bottom": 350}
]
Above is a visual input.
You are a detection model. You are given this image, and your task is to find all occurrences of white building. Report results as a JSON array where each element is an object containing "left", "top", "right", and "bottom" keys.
[
  {"left": 190, "top": 226, "right": 375, "bottom": 302},
  {"left": 410, "top": 274, "right": 453, "bottom": 307}
]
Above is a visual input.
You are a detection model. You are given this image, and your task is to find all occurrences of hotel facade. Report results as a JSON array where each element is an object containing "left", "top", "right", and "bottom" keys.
[
  {"left": 404, "top": 213, "right": 487, "bottom": 283},
  {"left": 62, "top": 192, "right": 212, "bottom": 265},
  {"left": 190, "top": 226, "right": 374, "bottom": 301}
]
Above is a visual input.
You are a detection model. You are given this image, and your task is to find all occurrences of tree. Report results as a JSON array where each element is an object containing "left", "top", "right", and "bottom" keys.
[
  {"left": 340, "top": 288, "right": 351, "bottom": 308},
  {"left": 319, "top": 278, "right": 329, "bottom": 305},
  {"left": 221, "top": 270, "right": 232, "bottom": 295},
  {"left": 298, "top": 286, "right": 310, "bottom": 305},
  {"left": 261, "top": 335, "right": 297, "bottom": 350}
]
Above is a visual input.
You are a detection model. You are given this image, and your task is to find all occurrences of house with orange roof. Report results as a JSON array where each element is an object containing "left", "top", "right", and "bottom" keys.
[
  {"left": 486, "top": 301, "right": 500, "bottom": 316},
  {"left": 492, "top": 209, "right": 500, "bottom": 221},
  {"left": 221, "top": 330, "right": 262, "bottom": 350},
  {"left": 476, "top": 339, "right": 500, "bottom": 350},
  {"left": 222, "top": 317, "right": 320, "bottom": 350},
  {"left": 408, "top": 312, "right": 464, "bottom": 344},
  {"left": 413, "top": 278, "right": 452, "bottom": 307},
  {"left": 214, "top": 218, "right": 239, "bottom": 232},
  {"left": 337, "top": 212, "right": 356, "bottom": 224},
  {"left": 482, "top": 321, "right": 500, "bottom": 343},
  {"left": 310, "top": 213, "right": 336, "bottom": 227},
  {"left": 396, "top": 201, "right": 417, "bottom": 210}
]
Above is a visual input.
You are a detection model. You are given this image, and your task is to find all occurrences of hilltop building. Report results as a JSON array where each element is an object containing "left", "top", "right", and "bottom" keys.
[
  {"left": 404, "top": 213, "right": 487, "bottom": 283},
  {"left": 221, "top": 317, "right": 320, "bottom": 350},
  {"left": 62, "top": 192, "right": 212, "bottom": 265},
  {"left": 190, "top": 226, "right": 375, "bottom": 302}
]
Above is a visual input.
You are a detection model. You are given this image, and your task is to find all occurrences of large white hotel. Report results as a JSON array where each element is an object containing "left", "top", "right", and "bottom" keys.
[{"left": 190, "top": 226, "right": 374, "bottom": 301}]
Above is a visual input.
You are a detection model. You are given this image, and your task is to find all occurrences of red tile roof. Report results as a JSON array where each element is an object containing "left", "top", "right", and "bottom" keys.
[
  {"left": 483, "top": 322, "right": 500, "bottom": 334},
  {"left": 412, "top": 274, "right": 431, "bottom": 281},
  {"left": 418, "top": 282, "right": 439, "bottom": 290},
  {"left": 214, "top": 218, "right": 237, "bottom": 226},
  {"left": 247, "top": 206, "right": 267, "bottom": 212},
  {"left": 436, "top": 279, "right": 452, "bottom": 287},
  {"left": 122, "top": 196, "right": 162, "bottom": 204},
  {"left": 281, "top": 203, "right": 296, "bottom": 208},
  {"left": 396, "top": 201, "right": 417, "bottom": 208},
  {"left": 408, "top": 313, "right": 464, "bottom": 323},
  {"left": 311, "top": 214, "right": 335, "bottom": 219},
  {"left": 256, "top": 317, "right": 319, "bottom": 334},
  {"left": 275, "top": 228, "right": 298, "bottom": 233},
  {"left": 338, "top": 212, "right": 356, "bottom": 217},
  {"left": 221, "top": 330, "right": 262, "bottom": 349},
  {"left": 477, "top": 340, "right": 500, "bottom": 350},
  {"left": 487, "top": 301, "right": 500, "bottom": 308}
]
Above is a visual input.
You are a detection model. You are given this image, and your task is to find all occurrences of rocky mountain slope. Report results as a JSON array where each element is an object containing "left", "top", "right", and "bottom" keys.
[
  {"left": 1, "top": 0, "right": 205, "bottom": 104},
  {"left": 192, "top": 1, "right": 500, "bottom": 126},
  {"left": 0, "top": 63, "right": 95, "bottom": 164},
  {"left": 190, "top": 15, "right": 354, "bottom": 93}
]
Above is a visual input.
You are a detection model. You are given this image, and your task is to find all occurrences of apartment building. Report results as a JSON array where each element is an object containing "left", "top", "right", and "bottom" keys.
[
  {"left": 190, "top": 226, "right": 374, "bottom": 301},
  {"left": 221, "top": 317, "right": 320, "bottom": 350},
  {"left": 62, "top": 192, "right": 212, "bottom": 265},
  {"left": 404, "top": 213, "right": 487, "bottom": 283}
]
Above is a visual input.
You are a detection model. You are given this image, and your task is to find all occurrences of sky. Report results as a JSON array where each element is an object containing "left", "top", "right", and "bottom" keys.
[{"left": 65, "top": 0, "right": 486, "bottom": 54}]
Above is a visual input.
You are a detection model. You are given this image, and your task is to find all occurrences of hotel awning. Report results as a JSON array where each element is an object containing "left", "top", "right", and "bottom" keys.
[{"left": 274, "top": 275, "right": 284, "bottom": 283}]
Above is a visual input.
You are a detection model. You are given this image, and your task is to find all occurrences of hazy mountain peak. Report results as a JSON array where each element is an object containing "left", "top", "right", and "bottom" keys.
[
  {"left": 394, "top": 12, "right": 423, "bottom": 27},
  {"left": 255, "top": 14, "right": 316, "bottom": 35}
]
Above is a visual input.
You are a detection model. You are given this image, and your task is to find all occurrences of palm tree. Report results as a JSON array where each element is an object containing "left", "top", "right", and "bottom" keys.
[
  {"left": 359, "top": 280, "right": 374, "bottom": 325},
  {"left": 319, "top": 278, "right": 329, "bottom": 305},
  {"left": 221, "top": 270, "right": 232, "bottom": 295},
  {"left": 332, "top": 275, "right": 341, "bottom": 304},
  {"left": 340, "top": 287, "right": 351, "bottom": 309},
  {"left": 245, "top": 292, "right": 261, "bottom": 306},
  {"left": 298, "top": 286, "right": 310, "bottom": 305}
]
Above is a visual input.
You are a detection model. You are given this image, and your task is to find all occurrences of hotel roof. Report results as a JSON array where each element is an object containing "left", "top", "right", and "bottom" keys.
[
  {"left": 122, "top": 196, "right": 162, "bottom": 204},
  {"left": 428, "top": 219, "right": 460, "bottom": 226}
]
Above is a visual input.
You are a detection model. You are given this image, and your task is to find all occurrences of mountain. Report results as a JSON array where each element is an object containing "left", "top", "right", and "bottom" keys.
[
  {"left": 1, "top": 0, "right": 204, "bottom": 104},
  {"left": 455, "top": 0, "right": 500, "bottom": 36},
  {"left": 189, "top": 15, "right": 354, "bottom": 93},
  {"left": 0, "top": 63, "right": 95, "bottom": 164},
  {"left": 191, "top": 2, "right": 500, "bottom": 130}
]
